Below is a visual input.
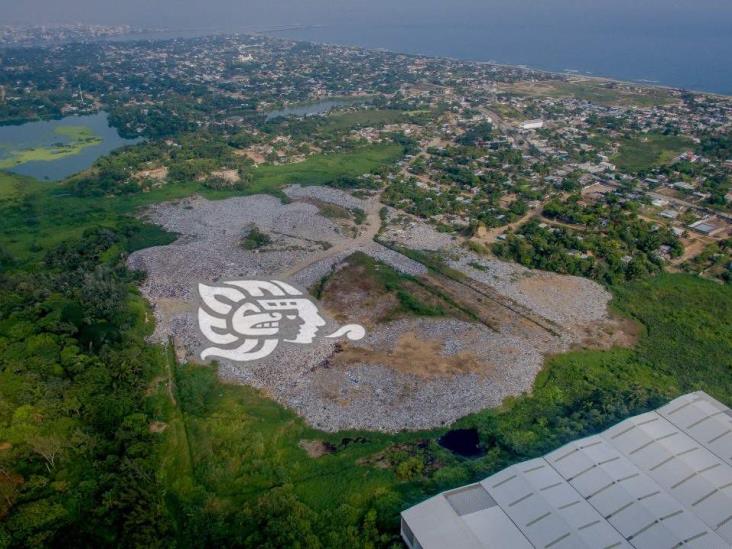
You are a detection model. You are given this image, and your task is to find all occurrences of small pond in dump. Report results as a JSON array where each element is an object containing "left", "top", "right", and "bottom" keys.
[{"left": 438, "top": 428, "right": 486, "bottom": 458}]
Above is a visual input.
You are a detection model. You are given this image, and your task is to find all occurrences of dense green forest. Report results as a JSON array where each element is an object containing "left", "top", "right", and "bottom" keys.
[{"left": 1, "top": 168, "right": 731, "bottom": 546}]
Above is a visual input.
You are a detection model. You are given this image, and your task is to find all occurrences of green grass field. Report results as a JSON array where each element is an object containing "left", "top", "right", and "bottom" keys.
[
  {"left": 0, "top": 172, "right": 33, "bottom": 200},
  {"left": 247, "top": 142, "right": 402, "bottom": 193},
  {"left": 559, "top": 81, "right": 674, "bottom": 107},
  {"left": 0, "top": 143, "right": 402, "bottom": 261},
  {"left": 491, "top": 103, "right": 526, "bottom": 121},
  {"left": 612, "top": 274, "right": 732, "bottom": 401},
  {"left": 509, "top": 80, "right": 675, "bottom": 108},
  {"left": 612, "top": 133, "right": 693, "bottom": 172},
  {"left": 320, "top": 110, "right": 408, "bottom": 132}
]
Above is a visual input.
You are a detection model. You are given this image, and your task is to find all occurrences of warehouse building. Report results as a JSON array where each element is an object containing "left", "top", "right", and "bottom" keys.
[
  {"left": 519, "top": 119, "right": 545, "bottom": 130},
  {"left": 689, "top": 218, "right": 727, "bottom": 237},
  {"left": 401, "top": 392, "right": 732, "bottom": 548}
]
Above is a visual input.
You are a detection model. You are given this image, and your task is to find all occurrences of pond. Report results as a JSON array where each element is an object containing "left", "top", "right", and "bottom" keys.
[
  {"left": 438, "top": 428, "right": 486, "bottom": 458},
  {"left": 265, "top": 97, "right": 364, "bottom": 121},
  {"left": 0, "top": 112, "right": 140, "bottom": 181}
]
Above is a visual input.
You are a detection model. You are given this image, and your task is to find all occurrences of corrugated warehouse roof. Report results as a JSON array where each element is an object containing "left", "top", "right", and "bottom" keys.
[{"left": 401, "top": 392, "right": 732, "bottom": 549}]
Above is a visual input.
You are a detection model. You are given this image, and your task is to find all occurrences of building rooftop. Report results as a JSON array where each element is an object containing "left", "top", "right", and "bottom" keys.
[
  {"left": 401, "top": 391, "right": 732, "bottom": 549},
  {"left": 689, "top": 219, "right": 725, "bottom": 236}
]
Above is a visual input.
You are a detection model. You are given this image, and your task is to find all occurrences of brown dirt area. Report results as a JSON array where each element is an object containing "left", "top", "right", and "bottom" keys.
[
  {"left": 654, "top": 187, "right": 685, "bottom": 199},
  {"left": 320, "top": 267, "right": 401, "bottom": 326},
  {"left": 234, "top": 146, "right": 269, "bottom": 165},
  {"left": 471, "top": 215, "right": 534, "bottom": 245},
  {"left": 469, "top": 198, "right": 549, "bottom": 246},
  {"left": 577, "top": 313, "right": 642, "bottom": 350},
  {"left": 670, "top": 236, "right": 712, "bottom": 268},
  {"left": 317, "top": 257, "right": 468, "bottom": 326},
  {"left": 298, "top": 439, "right": 337, "bottom": 458},
  {"left": 210, "top": 169, "right": 241, "bottom": 184},
  {"left": 499, "top": 193, "right": 518, "bottom": 208},
  {"left": 156, "top": 297, "right": 194, "bottom": 318},
  {"left": 517, "top": 273, "right": 592, "bottom": 302},
  {"left": 421, "top": 272, "right": 554, "bottom": 337},
  {"left": 515, "top": 273, "right": 638, "bottom": 348},
  {"left": 149, "top": 421, "right": 168, "bottom": 433},
  {"left": 134, "top": 166, "right": 168, "bottom": 181},
  {"left": 331, "top": 332, "right": 492, "bottom": 379}
]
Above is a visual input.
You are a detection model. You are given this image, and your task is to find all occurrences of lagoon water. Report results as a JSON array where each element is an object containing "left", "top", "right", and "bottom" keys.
[{"left": 0, "top": 112, "right": 139, "bottom": 181}]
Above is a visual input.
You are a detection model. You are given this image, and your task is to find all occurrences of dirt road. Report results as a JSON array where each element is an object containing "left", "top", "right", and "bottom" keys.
[
  {"left": 277, "top": 195, "right": 384, "bottom": 280},
  {"left": 471, "top": 211, "right": 538, "bottom": 246}
]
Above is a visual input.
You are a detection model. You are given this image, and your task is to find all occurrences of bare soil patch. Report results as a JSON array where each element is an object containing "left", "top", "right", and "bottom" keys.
[
  {"left": 149, "top": 421, "right": 168, "bottom": 433},
  {"left": 319, "top": 263, "right": 401, "bottom": 325},
  {"left": 298, "top": 439, "right": 337, "bottom": 458},
  {"left": 517, "top": 272, "right": 592, "bottom": 303},
  {"left": 332, "top": 332, "right": 491, "bottom": 378},
  {"left": 671, "top": 237, "right": 710, "bottom": 267},
  {"left": 209, "top": 169, "right": 241, "bottom": 184},
  {"left": 578, "top": 313, "right": 642, "bottom": 350},
  {"left": 156, "top": 297, "right": 193, "bottom": 317},
  {"left": 471, "top": 212, "right": 536, "bottom": 246},
  {"left": 234, "top": 146, "right": 269, "bottom": 165},
  {"left": 317, "top": 254, "right": 470, "bottom": 326},
  {"left": 134, "top": 166, "right": 168, "bottom": 181},
  {"left": 499, "top": 193, "right": 517, "bottom": 208}
]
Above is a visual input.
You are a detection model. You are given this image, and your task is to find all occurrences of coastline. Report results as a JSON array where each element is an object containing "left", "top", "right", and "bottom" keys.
[
  {"left": 267, "top": 34, "right": 731, "bottom": 99},
  {"left": 130, "top": 28, "right": 732, "bottom": 99},
  {"left": 4, "top": 26, "right": 730, "bottom": 99}
]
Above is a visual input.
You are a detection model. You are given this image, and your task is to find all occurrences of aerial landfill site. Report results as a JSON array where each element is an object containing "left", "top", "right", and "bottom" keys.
[
  {"left": 129, "top": 184, "right": 632, "bottom": 432},
  {"left": 4, "top": 17, "right": 732, "bottom": 547}
]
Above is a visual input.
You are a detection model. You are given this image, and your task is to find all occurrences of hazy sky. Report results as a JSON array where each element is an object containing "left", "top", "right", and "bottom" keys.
[{"left": 3, "top": 0, "right": 732, "bottom": 30}]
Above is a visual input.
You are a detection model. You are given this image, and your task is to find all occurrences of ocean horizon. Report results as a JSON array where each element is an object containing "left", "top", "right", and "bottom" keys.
[{"left": 269, "top": 19, "right": 732, "bottom": 96}]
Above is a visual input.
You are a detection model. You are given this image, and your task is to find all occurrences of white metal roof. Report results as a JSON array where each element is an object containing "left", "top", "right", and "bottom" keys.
[
  {"left": 401, "top": 392, "right": 732, "bottom": 549},
  {"left": 658, "top": 391, "right": 732, "bottom": 468}
]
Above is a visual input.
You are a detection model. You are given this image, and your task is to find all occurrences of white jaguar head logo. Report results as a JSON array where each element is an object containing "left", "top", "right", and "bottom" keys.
[{"left": 197, "top": 280, "right": 365, "bottom": 362}]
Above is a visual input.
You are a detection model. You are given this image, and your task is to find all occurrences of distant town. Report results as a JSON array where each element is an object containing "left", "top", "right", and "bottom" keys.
[
  {"left": 0, "top": 23, "right": 157, "bottom": 47},
  {"left": 2, "top": 28, "right": 729, "bottom": 282}
]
